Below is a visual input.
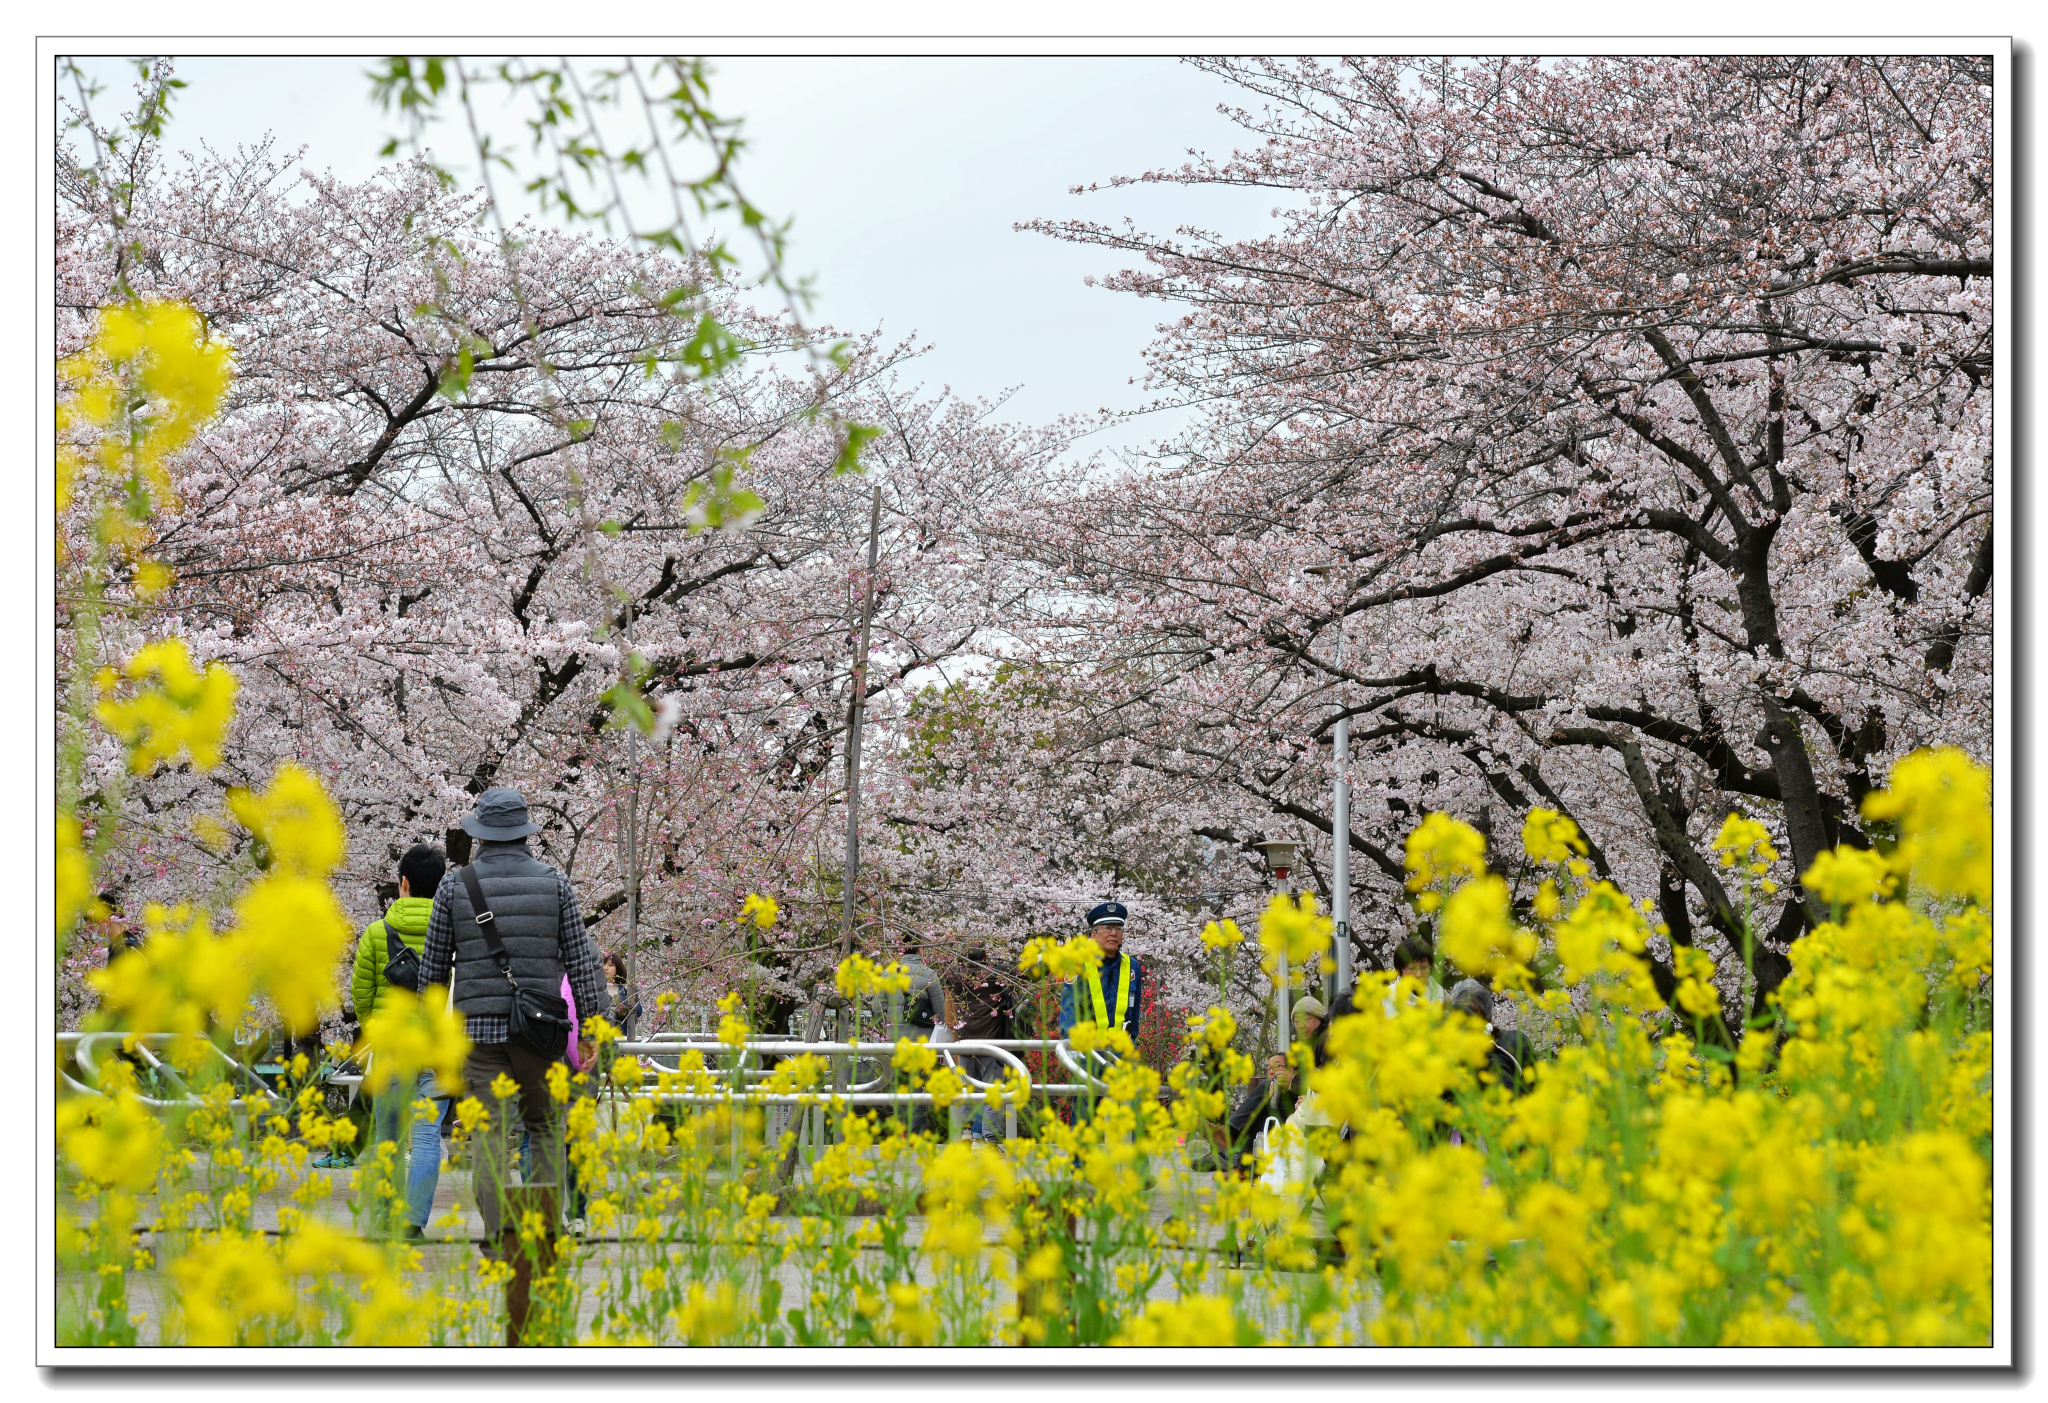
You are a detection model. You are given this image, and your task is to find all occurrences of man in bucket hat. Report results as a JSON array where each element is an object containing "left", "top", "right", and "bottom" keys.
[{"left": 419, "top": 787, "right": 608, "bottom": 1250}]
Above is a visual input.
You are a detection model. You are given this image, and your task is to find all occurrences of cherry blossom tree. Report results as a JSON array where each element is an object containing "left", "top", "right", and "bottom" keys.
[
  {"left": 57, "top": 56, "right": 1997, "bottom": 1047},
  {"left": 57, "top": 114, "right": 1068, "bottom": 1030},
  {"left": 1007, "top": 55, "right": 1994, "bottom": 1022}
]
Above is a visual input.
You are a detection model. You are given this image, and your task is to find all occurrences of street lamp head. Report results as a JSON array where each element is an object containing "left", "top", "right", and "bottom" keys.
[{"left": 1254, "top": 837, "right": 1297, "bottom": 880}]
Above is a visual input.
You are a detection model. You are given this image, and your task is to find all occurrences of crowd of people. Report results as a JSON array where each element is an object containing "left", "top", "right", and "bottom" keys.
[{"left": 320, "top": 785, "right": 1528, "bottom": 1246}]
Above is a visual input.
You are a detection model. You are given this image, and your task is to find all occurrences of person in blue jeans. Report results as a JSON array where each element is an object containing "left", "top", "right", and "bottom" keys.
[
  {"left": 358, "top": 844, "right": 452, "bottom": 1239},
  {"left": 953, "top": 944, "right": 1015, "bottom": 1140},
  {"left": 372, "top": 1069, "right": 451, "bottom": 1237}
]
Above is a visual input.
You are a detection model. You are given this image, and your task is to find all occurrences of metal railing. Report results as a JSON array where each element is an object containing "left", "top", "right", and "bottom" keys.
[
  {"left": 59, "top": 1031, "right": 284, "bottom": 1113},
  {"left": 59, "top": 1029, "right": 1131, "bottom": 1188},
  {"left": 58, "top": 1030, "right": 1119, "bottom": 1121}
]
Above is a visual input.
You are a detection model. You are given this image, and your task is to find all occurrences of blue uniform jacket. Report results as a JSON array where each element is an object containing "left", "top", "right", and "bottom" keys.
[{"left": 1058, "top": 952, "right": 1143, "bottom": 1041}]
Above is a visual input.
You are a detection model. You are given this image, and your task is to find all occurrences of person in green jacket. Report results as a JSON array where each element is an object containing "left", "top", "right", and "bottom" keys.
[{"left": 355, "top": 844, "right": 447, "bottom": 1238}]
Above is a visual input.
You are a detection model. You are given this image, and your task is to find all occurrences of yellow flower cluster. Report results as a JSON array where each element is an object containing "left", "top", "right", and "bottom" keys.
[
  {"left": 1258, "top": 891, "right": 1333, "bottom": 974},
  {"left": 1437, "top": 874, "right": 1538, "bottom": 989},
  {"left": 93, "top": 639, "right": 238, "bottom": 775},
  {"left": 739, "top": 892, "right": 780, "bottom": 929},
  {"left": 89, "top": 762, "right": 353, "bottom": 1047},
  {"left": 714, "top": 990, "right": 751, "bottom": 1049},
  {"left": 1110, "top": 1294, "right": 1255, "bottom": 1346},
  {"left": 1187, "top": 1006, "right": 1237, "bottom": 1053},
  {"left": 892, "top": 1038, "right": 939, "bottom": 1078},
  {"left": 58, "top": 299, "right": 233, "bottom": 516},
  {"left": 1713, "top": 811, "right": 1780, "bottom": 869},
  {"left": 1860, "top": 746, "right": 1991, "bottom": 905},
  {"left": 168, "top": 1222, "right": 425, "bottom": 1346},
  {"left": 1018, "top": 933, "right": 1107, "bottom": 980},
  {"left": 1404, "top": 810, "right": 1489, "bottom": 911},
  {"left": 1065, "top": 1020, "right": 1135, "bottom": 1058},
  {"left": 1521, "top": 807, "right": 1588, "bottom": 866},
  {"left": 58, "top": 1084, "right": 165, "bottom": 1193},
  {"left": 359, "top": 987, "right": 471, "bottom": 1095},
  {"left": 1286, "top": 747, "right": 1995, "bottom": 1347},
  {"left": 834, "top": 952, "right": 913, "bottom": 999}
]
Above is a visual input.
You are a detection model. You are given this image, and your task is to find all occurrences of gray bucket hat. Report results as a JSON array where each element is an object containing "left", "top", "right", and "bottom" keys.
[
  {"left": 1445, "top": 978, "right": 1494, "bottom": 1023},
  {"left": 461, "top": 786, "right": 542, "bottom": 840}
]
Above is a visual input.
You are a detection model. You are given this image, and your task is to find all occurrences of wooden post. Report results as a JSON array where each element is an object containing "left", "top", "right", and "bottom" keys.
[{"left": 502, "top": 1182, "right": 560, "bottom": 1346}]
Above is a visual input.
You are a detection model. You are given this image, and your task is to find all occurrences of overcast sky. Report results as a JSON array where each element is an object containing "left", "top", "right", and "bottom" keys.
[{"left": 67, "top": 54, "right": 1281, "bottom": 460}]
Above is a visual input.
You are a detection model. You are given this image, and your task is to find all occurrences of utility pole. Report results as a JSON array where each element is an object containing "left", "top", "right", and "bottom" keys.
[
  {"left": 834, "top": 485, "right": 884, "bottom": 1047},
  {"left": 1330, "top": 624, "right": 1351, "bottom": 1002},
  {"left": 623, "top": 595, "right": 640, "bottom": 960},
  {"left": 1306, "top": 563, "right": 1353, "bottom": 1002}
]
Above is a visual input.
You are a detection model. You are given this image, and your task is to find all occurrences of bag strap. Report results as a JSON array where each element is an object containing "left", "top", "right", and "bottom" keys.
[
  {"left": 458, "top": 865, "right": 518, "bottom": 988},
  {"left": 383, "top": 922, "right": 401, "bottom": 962}
]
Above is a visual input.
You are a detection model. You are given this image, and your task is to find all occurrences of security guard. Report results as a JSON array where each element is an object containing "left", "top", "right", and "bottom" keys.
[{"left": 1058, "top": 901, "right": 1144, "bottom": 1047}]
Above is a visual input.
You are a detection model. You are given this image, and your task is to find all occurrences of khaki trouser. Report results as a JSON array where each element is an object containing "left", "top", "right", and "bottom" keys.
[{"left": 462, "top": 1041, "right": 565, "bottom": 1243}]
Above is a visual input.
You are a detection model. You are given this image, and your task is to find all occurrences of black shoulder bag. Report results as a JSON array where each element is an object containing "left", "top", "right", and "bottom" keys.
[
  {"left": 382, "top": 923, "right": 423, "bottom": 992},
  {"left": 458, "top": 866, "right": 572, "bottom": 1059}
]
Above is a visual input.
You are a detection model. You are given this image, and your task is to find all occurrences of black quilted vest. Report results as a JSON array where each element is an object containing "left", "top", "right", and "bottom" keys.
[{"left": 442, "top": 841, "right": 567, "bottom": 1022}]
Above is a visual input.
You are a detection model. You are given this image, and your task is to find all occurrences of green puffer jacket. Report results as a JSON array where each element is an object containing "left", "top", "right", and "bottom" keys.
[{"left": 351, "top": 896, "right": 434, "bottom": 1022}]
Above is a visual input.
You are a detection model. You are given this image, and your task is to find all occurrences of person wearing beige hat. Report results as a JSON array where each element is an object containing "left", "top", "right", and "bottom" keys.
[{"left": 1266, "top": 995, "right": 1327, "bottom": 1099}]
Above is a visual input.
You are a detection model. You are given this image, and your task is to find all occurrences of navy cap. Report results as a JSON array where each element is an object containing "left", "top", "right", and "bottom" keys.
[{"left": 1086, "top": 902, "right": 1128, "bottom": 928}]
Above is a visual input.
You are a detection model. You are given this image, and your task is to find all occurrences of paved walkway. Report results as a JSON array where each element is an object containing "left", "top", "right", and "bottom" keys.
[{"left": 61, "top": 1158, "right": 1357, "bottom": 1346}]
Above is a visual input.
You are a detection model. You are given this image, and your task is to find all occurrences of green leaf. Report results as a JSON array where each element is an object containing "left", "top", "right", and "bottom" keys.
[
  {"left": 680, "top": 461, "right": 765, "bottom": 533},
  {"left": 437, "top": 335, "right": 488, "bottom": 401},
  {"left": 600, "top": 652, "right": 656, "bottom": 735},
  {"left": 833, "top": 423, "right": 883, "bottom": 476},
  {"left": 678, "top": 314, "right": 746, "bottom": 382}
]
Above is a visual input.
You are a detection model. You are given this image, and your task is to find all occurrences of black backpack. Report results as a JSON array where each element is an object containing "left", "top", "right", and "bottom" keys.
[{"left": 382, "top": 923, "right": 423, "bottom": 993}]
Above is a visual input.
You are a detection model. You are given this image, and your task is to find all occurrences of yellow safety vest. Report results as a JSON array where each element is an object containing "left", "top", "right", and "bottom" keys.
[{"left": 1083, "top": 953, "right": 1134, "bottom": 1032}]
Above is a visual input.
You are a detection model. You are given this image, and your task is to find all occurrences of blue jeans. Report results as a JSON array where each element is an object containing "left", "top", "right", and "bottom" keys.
[{"left": 371, "top": 1070, "right": 447, "bottom": 1230}]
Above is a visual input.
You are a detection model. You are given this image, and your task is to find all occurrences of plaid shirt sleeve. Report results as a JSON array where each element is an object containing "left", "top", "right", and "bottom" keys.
[
  {"left": 557, "top": 873, "right": 610, "bottom": 1028},
  {"left": 420, "top": 870, "right": 458, "bottom": 992}
]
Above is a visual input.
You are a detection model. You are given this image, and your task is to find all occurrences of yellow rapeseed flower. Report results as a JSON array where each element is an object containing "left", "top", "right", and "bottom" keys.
[
  {"left": 358, "top": 985, "right": 470, "bottom": 1094},
  {"left": 1110, "top": 1294, "right": 1254, "bottom": 1346},
  {"left": 1521, "top": 807, "right": 1588, "bottom": 866},
  {"left": 1405, "top": 811, "right": 1488, "bottom": 894},
  {"left": 1861, "top": 747, "right": 1992, "bottom": 907},
  {"left": 1258, "top": 891, "right": 1333, "bottom": 973},
  {"left": 93, "top": 638, "right": 238, "bottom": 775}
]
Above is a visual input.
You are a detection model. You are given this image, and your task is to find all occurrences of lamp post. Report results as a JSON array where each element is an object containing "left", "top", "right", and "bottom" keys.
[
  {"left": 1254, "top": 837, "right": 1297, "bottom": 1051},
  {"left": 1305, "top": 563, "right": 1353, "bottom": 1001}
]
